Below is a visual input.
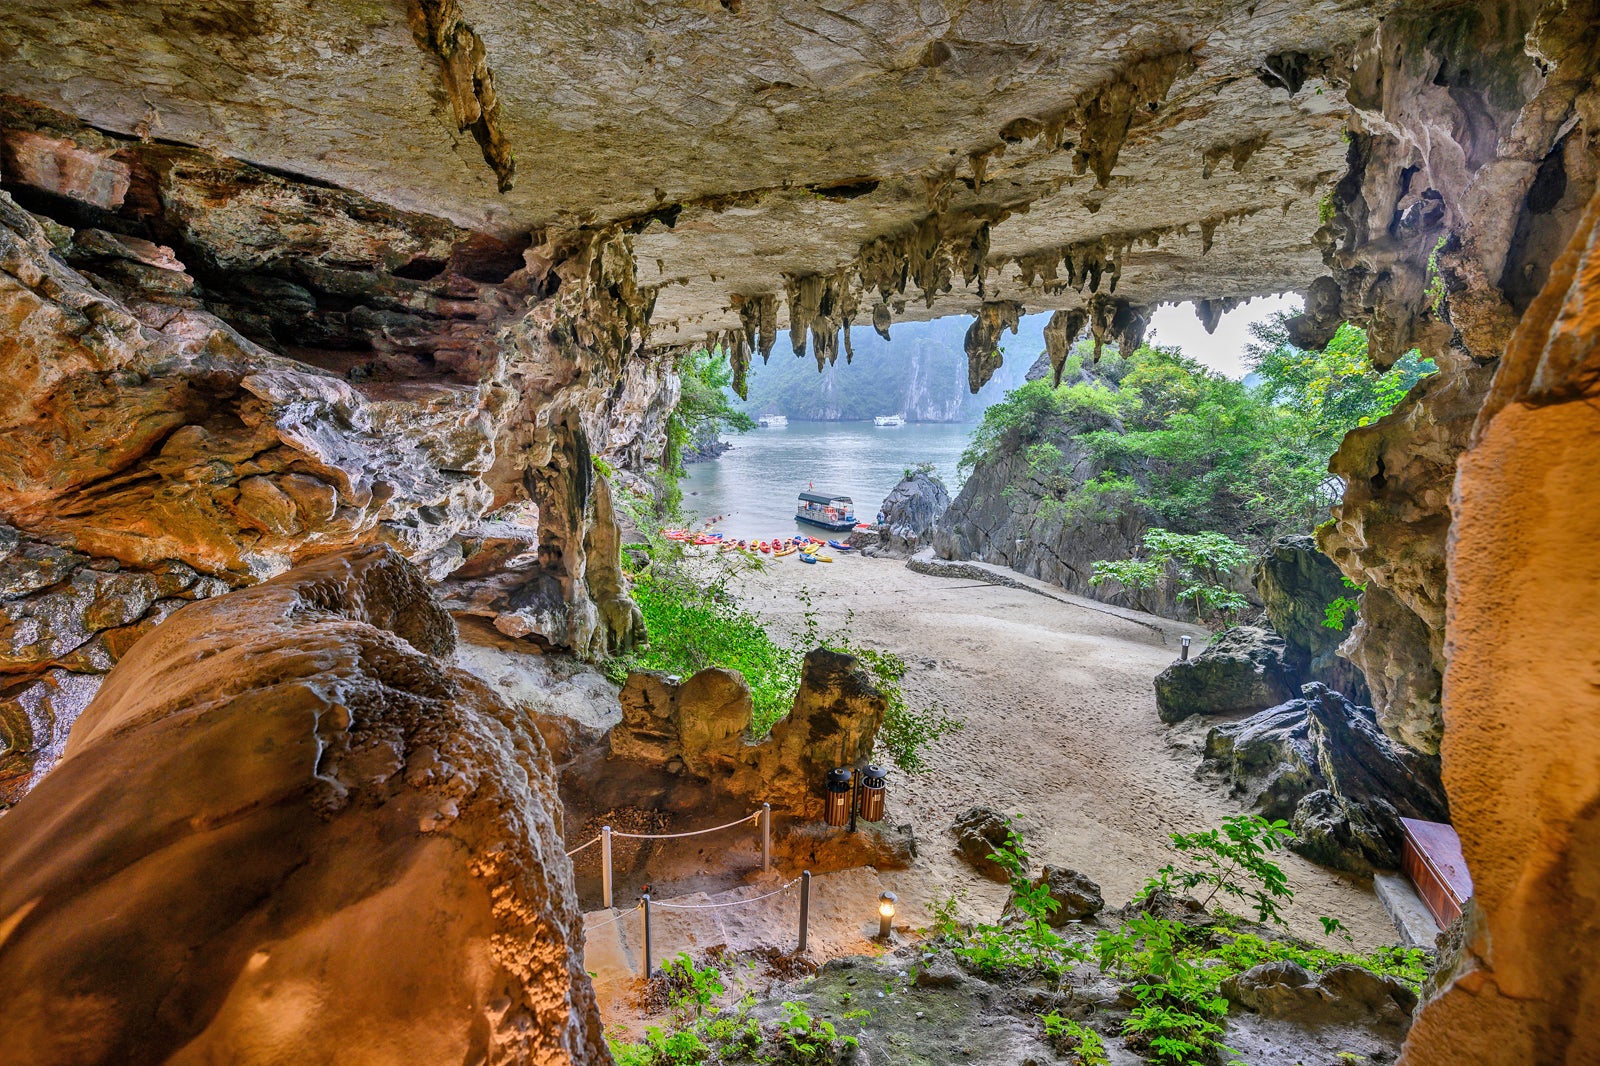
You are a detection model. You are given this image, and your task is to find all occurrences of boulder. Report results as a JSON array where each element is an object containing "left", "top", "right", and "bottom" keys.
[
  {"left": 606, "top": 648, "right": 887, "bottom": 814},
  {"left": 1223, "top": 960, "right": 1416, "bottom": 1027},
  {"left": 1201, "top": 700, "right": 1319, "bottom": 822},
  {"left": 1003, "top": 865, "right": 1104, "bottom": 925},
  {"left": 951, "top": 805, "right": 1025, "bottom": 883},
  {"left": 1203, "top": 684, "right": 1450, "bottom": 873},
  {"left": 1251, "top": 535, "right": 1370, "bottom": 702},
  {"left": 0, "top": 546, "right": 609, "bottom": 1064},
  {"left": 876, "top": 471, "right": 952, "bottom": 556},
  {"left": 1153, "top": 625, "right": 1295, "bottom": 722}
]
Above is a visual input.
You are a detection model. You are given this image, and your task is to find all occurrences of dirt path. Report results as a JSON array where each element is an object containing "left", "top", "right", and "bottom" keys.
[{"left": 728, "top": 551, "right": 1398, "bottom": 951}]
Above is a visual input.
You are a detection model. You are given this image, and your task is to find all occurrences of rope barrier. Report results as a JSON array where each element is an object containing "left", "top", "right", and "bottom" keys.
[
  {"left": 582, "top": 904, "right": 640, "bottom": 932},
  {"left": 566, "top": 835, "right": 602, "bottom": 857},
  {"left": 647, "top": 878, "right": 800, "bottom": 911},
  {"left": 611, "top": 810, "right": 760, "bottom": 840}
]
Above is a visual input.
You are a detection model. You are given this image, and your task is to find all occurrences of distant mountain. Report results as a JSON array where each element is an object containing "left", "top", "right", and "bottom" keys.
[{"left": 735, "top": 313, "right": 1051, "bottom": 423}]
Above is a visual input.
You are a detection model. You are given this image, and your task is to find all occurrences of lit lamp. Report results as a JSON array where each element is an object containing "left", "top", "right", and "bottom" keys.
[
  {"left": 1180, "top": 635, "right": 1192, "bottom": 661},
  {"left": 823, "top": 767, "right": 854, "bottom": 827},
  {"left": 877, "top": 891, "right": 897, "bottom": 939}
]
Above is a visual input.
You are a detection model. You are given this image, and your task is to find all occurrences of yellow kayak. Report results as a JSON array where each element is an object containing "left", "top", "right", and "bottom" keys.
[
  {"left": 808, "top": 553, "right": 834, "bottom": 563},
  {"left": 773, "top": 545, "right": 797, "bottom": 557}
]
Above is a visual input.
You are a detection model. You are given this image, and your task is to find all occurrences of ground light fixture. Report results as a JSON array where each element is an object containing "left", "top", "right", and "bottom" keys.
[
  {"left": 823, "top": 763, "right": 890, "bottom": 831},
  {"left": 877, "top": 891, "right": 897, "bottom": 939},
  {"left": 1180, "top": 635, "right": 1192, "bottom": 660}
]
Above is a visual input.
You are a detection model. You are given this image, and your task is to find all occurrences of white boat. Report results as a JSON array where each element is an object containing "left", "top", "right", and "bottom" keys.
[
  {"left": 873, "top": 414, "right": 906, "bottom": 427},
  {"left": 758, "top": 414, "right": 788, "bottom": 428}
]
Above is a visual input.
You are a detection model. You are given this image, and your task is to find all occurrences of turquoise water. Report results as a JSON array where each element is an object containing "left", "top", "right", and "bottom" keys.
[{"left": 680, "top": 421, "right": 973, "bottom": 540}]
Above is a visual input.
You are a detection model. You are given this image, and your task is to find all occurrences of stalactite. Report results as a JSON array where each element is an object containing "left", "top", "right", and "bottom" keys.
[{"left": 1043, "top": 307, "right": 1090, "bottom": 385}]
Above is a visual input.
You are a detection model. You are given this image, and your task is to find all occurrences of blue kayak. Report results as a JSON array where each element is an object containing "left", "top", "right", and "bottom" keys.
[
  {"left": 799, "top": 552, "right": 818, "bottom": 564},
  {"left": 827, "top": 539, "right": 853, "bottom": 551}
]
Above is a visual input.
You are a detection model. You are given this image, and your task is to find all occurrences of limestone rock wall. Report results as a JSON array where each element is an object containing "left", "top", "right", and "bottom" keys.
[
  {"left": 608, "top": 649, "right": 888, "bottom": 815},
  {"left": 1400, "top": 187, "right": 1600, "bottom": 1066},
  {"left": 0, "top": 546, "right": 610, "bottom": 1065},
  {"left": 1309, "top": 0, "right": 1600, "bottom": 757}
]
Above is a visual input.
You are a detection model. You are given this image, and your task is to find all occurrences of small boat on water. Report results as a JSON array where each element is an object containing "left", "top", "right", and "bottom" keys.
[
  {"left": 758, "top": 414, "right": 789, "bottom": 428},
  {"left": 796, "top": 490, "right": 857, "bottom": 531},
  {"left": 873, "top": 414, "right": 906, "bottom": 427}
]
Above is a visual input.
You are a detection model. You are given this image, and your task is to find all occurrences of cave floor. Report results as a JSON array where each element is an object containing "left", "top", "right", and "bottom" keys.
[{"left": 725, "top": 552, "right": 1398, "bottom": 951}]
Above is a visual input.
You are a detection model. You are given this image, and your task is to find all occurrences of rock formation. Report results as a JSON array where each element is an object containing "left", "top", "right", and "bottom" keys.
[
  {"left": 1202, "top": 684, "right": 1450, "bottom": 873},
  {"left": 951, "top": 805, "right": 1026, "bottom": 883},
  {"left": 0, "top": 546, "right": 608, "bottom": 1064},
  {"left": 0, "top": 0, "right": 1596, "bottom": 1059},
  {"left": 1153, "top": 625, "right": 1295, "bottom": 723},
  {"left": 606, "top": 649, "right": 887, "bottom": 815},
  {"left": 1002, "top": 866, "right": 1105, "bottom": 925},
  {"left": 1251, "top": 535, "right": 1369, "bottom": 703},
  {"left": 1402, "top": 186, "right": 1600, "bottom": 1065},
  {"left": 875, "top": 470, "right": 951, "bottom": 557}
]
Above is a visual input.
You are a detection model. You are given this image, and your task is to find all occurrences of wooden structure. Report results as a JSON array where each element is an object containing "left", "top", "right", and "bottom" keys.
[{"left": 1400, "top": 817, "right": 1474, "bottom": 927}]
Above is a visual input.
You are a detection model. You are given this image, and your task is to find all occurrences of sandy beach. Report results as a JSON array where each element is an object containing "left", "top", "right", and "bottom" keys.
[{"left": 726, "top": 549, "right": 1398, "bottom": 950}]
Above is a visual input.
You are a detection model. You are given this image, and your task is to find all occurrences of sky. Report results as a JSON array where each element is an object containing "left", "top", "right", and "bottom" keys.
[{"left": 1144, "top": 292, "right": 1303, "bottom": 379}]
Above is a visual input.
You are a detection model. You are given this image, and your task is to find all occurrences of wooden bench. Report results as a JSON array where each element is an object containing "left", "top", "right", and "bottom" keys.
[{"left": 1400, "top": 817, "right": 1474, "bottom": 928}]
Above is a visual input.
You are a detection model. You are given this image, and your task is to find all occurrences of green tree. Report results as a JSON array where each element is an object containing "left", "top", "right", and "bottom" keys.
[{"left": 662, "top": 348, "right": 757, "bottom": 510}]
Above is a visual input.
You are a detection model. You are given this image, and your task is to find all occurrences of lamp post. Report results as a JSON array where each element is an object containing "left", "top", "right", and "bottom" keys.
[
  {"left": 877, "top": 891, "right": 897, "bottom": 940},
  {"left": 1180, "top": 635, "right": 1192, "bottom": 661}
]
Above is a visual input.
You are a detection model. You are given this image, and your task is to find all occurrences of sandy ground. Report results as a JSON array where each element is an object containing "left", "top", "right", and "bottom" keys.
[{"left": 724, "top": 550, "right": 1399, "bottom": 951}]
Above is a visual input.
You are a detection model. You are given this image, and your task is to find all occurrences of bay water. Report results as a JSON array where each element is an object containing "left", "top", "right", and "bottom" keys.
[{"left": 680, "top": 421, "right": 974, "bottom": 540}]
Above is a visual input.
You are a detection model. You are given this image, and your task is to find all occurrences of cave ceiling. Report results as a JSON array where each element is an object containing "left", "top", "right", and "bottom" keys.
[{"left": 0, "top": 0, "right": 1401, "bottom": 353}]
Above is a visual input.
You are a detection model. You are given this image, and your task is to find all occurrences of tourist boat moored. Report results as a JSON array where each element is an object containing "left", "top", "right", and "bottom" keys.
[
  {"left": 758, "top": 414, "right": 789, "bottom": 428},
  {"left": 795, "top": 491, "right": 857, "bottom": 531},
  {"left": 873, "top": 414, "right": 906, "bottom": 426}
]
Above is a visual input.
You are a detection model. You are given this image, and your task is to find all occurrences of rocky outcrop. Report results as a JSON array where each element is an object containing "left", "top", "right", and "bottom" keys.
[
  {"left": 1202, "top": 684, "right": 1450, "bottom": 873},
  {"left": 1252, "top": 535, "right": 1369, "bottom": 703},
  {"left": 875, "top": 471, "right": 951, "bottom": 557},
  {"left": 1303, "top": 0, "right": 1600, "bottom": 766},
  {"left": 0, "top": 525, "right": 230, "bottom": 809},
  {"left": 1003, "top": 866, "right": 1104, "bottom": 925},
  {"left": 1223, "top": 961, "right": 1417, "bottom": 1030},
  {"left": 0, "top": 106, "right": 665, "bottom": 676},
  {"left": 1403, "top": 186, "right": 1600, "bottom": 1065},
  {"left": 605, "top": 649, "right": 887, "bottom": 814},
  {"left": 951, "top": 805, "right": 1025, "bottom": 883},
  {"left": 1317, "top": 363, "right": 1494, "bottom": 755},
  {"left": 1153, "top": 626, "right": 1295, "bottom": 723},
  {"left": 0, "top": 546, "right": 608, "bottom": 1064}
]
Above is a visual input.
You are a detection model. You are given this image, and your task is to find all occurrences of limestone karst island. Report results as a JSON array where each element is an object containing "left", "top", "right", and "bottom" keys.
[{"left": 0, "top": 2, "right": 1596, "bottom": 1064}]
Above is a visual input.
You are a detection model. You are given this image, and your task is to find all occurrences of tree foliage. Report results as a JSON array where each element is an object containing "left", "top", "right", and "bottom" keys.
[{"left": 962, "top": 321, "right": 1436, "bottom": 545}]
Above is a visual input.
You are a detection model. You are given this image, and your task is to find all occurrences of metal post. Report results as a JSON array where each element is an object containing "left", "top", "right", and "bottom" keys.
[
  {"left": 848, "top": 769, "right": 859, "bottom": 834},
  {"left": 641, "top": 895, "right": 653, "bottom": 976},
  {"left": 797, "top": 870, "right": 811, "bottom": 954},
  {"left": 1180, "top": 635, "right": 1192, "bottom": 661},
  {"left": 761, "top": 804, "right": 772, "bottom": 872},
  {"left": 601, "top": 826, "right": 613, "bottom": 909}
]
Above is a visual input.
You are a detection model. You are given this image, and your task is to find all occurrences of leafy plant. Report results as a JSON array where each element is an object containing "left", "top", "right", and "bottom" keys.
[
  {"left": 1092, "top": 528, "right": 1252, "bottom": 627},
  {"left": 662, "top": 952, "right": 726, "bottom": 1022},
  {"left": 1323, "top": 576, "right": 1365, "bottom": 630},
  {"left": 1040, "top": 1012, "right": 1110, "bottom": 1066},
  {"left": 1146, "top": 814, "right": 1297, "bottom": 925},
  {"left": 940, "top": 821, "right": 1086, "bottom": 979},
  {"left": 776, "top": 1000, "right": 858, "bottom": 1064}
]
